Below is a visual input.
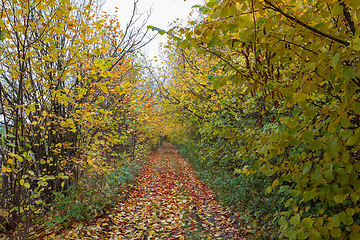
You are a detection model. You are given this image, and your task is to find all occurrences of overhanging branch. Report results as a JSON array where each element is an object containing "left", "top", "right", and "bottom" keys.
[{"left": 264, "top": 0, "right": 350, "bottom": 47}]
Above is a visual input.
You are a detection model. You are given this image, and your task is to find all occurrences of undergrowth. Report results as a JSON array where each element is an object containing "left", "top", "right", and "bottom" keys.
[
  {"left": 29, "top": 156, "right": 144, "bottom": 237},
  {"left": 175, "top": 142, "right": 288, "bottom": 239},
  {"left": 48, "top": 162, "right": 139, "bottom": 228}
]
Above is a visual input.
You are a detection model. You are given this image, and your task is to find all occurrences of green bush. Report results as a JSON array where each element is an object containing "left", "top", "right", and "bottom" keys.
[
  {"left": 43, "top": 161, "right": 140, "bottom": 229},
  {"left": 176, "top": 141, "right": 289, "bottom": 239}
]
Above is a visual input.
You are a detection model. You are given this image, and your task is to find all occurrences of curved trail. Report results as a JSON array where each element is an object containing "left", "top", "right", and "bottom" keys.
[{"left": 46, "top": 143, "right": 246, "bottom": 239}]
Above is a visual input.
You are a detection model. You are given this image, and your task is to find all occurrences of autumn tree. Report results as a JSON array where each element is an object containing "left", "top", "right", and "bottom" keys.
[
  {"left": 0, "top": 0, "right": 157, "bottom": 236},
  {"left": 153, "top": 0, "right": 360, "bottom": 238}
]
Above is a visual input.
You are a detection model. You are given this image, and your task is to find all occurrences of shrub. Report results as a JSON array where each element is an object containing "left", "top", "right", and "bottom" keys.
[
  {"left": 176, "top": 141, "right": 289, "bottom": 238},
  {"left": 40, "top": 161, "right": 140, "bottom": 230}
]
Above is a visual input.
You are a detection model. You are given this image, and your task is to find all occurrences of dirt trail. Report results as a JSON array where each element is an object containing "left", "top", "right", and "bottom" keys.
[{"left": 45, "top": 143, "right": 246, "bottom": 239}]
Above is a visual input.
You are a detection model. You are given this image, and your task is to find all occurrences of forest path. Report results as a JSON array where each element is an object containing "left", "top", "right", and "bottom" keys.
[{"left": 45, "top": 143, "right": 246, "bottom": 239}]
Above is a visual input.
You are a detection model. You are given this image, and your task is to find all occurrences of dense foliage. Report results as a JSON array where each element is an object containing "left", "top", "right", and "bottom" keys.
[
  {"left": 154, "top": 0, "right": 360, "bottom": 239},
  {"left": 0, "top": 0, "right": 160, "bottom": 237},
  {"left": 2, "top": 0, "right": 360, "bottom": 239}
]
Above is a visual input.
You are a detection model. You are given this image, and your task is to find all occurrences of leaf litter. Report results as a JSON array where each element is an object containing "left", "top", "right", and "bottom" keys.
[{"left": 37, "top": 143, "right": 249, "bottom": 239}]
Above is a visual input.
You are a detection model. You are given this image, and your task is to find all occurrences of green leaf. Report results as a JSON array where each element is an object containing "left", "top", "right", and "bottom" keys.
[
  {"left": 290, "top": 214, "right": 300, "bottom": 225},
  {"left": 340, "top": 130, "right": 353, "bottom": 141},
  {"left": 331, "top": 214, "right": 340, "bottom": 227},
  {"left": 0, "top": 29, "right": 8, "bottom": 41},
  {"left": 343, "top": 213, "right": 353, "bottom": 225},
  {"left": 303, "top": 108, "right": 315, "bottom": 119},
  {"left": 264, "top": 169, "right": 275, "bottom": 176},
  {"left": 270, "top": 133, "right": 278, "bottom": 141},
  {"left": 7, "top": 142, "right": 15, "bottom": 147},
  {"left": 331, "top": 53, "right": 340, "bottom": 67},
  {"left": 304, "top": 190, "right": 315, "bottom": 201},
  {"left": 17, "top": 156, "right": 23, "bottom": 163},
  {"left": 279, "top": 124, "right": 286, "bottom": 134},
  {"left": 24, "top": 182, "right": 30, "bottom": 189},
  {"left": 352, "top": 101, "right": 360, "bottom": 114},
  {"left": 331, "top": 4, "right": 343, "bottom": 17},
  {"left": 302, "top": 161, "right": 312, "bottom": 174},
  {"left": 334, "top": 194, "right": 347, "bottom": 203},
  {"left": 301, "top": 217, "right": 314, "bottom": 228},
  {"left": 314, "top": 23, "right": 325, "bottom": 29},
  {"left": 310, "top": 139, "right": 322, "bottom": 151},
  {"left": 309, "top": 229, "right": 321, "bottom": 239},
  {"left": 291, "top": 190, "right": 302, "bottom": 197},
  {"left": 340, "top": 116, "right": 350, "bottom": 128},
  {"left": 346, "top": 136, "right": 359, "bottom": 146},
  {"left": 297, "top": 229, "right": 309, "bottom": 240},
  {"left": 199, "top": 6, "right": 207, "bottom": 13},
  {"left": 338, "top": 173, "right": 349, "bottom": 184},
  {"left": 212, "top": 9, "right": 221, "bottom": 19},
  {"left": 151, "top": 27, "right": 166, "bottom": 35},
  {"left": 351, "top": 192, "right": 359, "bottom": 203},
  {"left": 343, "top": 65, "right": 356, "bottom": 79},
  {"left": 266, "top": 83, "right": 274, "bottom": 90},
  {"left": 324, "top": 168, "right": 334, "bottom": 180},
  {"left": 285, "top": 227, "right": 297, "bottom": 239},
  {"left": 302, "top": 130, "right": 314, "bottom": 143},
  {"left": 330, "top": 228, "right": 342, "bottom": 238},
  {"left": 105, "top": 61, "right": 112, "bottom": 68},
  {"left": 311, "top": 168, "right": 321, "bottom": 183},
  {"left": 213, "top": 80, "right": 220, "bottom": 90}
]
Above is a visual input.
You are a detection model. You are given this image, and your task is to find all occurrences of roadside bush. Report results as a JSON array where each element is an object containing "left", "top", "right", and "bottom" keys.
[
  {"left": 36, "top": 161, "right": 141, "bottom": 230},
  {"left": 176, "top": 141, "right": 289, "bottom": 239}
]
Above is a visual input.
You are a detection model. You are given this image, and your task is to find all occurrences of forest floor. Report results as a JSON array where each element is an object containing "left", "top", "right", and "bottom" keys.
[{"left": 37, "top": 143, "right": 249, "bottom": 239}]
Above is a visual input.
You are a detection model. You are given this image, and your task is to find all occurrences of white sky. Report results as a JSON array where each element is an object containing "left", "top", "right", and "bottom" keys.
[{"left": 103, "top": 0, "right": 202, "bottom": 60}]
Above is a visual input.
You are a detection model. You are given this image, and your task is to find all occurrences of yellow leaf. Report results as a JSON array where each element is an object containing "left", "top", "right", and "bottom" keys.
[
  {"left": 17, "top": 156, "right": 23, "bottom": 162},
  {"left": 30, "top": 104, "right": 36, "bottom": 112},
  {"left": 98, "top": 96, "right": 105, "bottom": 103},
  {"left": 101, "top": 85, "right": 108, "bottom": 94},
  {"left": 66, "top": 119, "right": 74, "bottom": 124},
  {"left": 37, "top": 4, "right": 47, "bottom": 11}
]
